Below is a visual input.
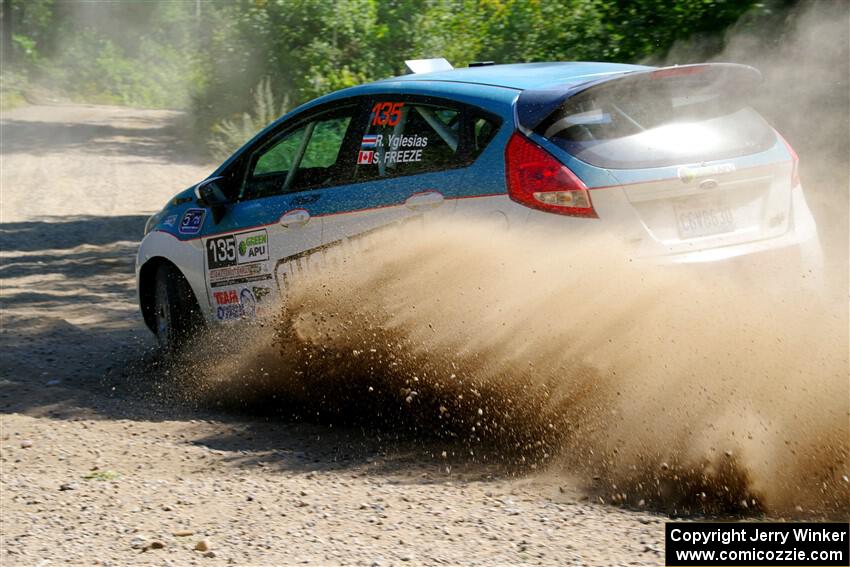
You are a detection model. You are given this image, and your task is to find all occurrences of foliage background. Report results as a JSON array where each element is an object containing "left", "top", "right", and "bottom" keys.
[{"left": 0, "top": 0, "right": 828, "bottom": 156}]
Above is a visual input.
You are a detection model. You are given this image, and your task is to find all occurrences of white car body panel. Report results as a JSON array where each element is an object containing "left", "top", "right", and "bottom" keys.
[{"left": 135, "top": 230, "right": 209, "bottom": 318}]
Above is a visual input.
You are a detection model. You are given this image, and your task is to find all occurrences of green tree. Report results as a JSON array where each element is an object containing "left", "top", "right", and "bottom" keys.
[{"left": 2, "top": 0, "right": 786, "bottom": 153}]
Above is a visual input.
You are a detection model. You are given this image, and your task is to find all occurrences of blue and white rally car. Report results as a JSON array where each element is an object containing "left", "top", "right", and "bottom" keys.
[{"left": 137, "top": 59, "right": 820, "bottom": 349}]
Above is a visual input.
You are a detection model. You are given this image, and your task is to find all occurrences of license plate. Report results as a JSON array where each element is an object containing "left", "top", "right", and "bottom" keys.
[{"left": 673, "top": 194, "right": 735, "bottom": 239}]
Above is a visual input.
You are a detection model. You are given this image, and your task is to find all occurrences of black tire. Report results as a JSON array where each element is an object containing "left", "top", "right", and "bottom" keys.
[{"left": 153, "top": 263, "right": 201, "bottom": 353}]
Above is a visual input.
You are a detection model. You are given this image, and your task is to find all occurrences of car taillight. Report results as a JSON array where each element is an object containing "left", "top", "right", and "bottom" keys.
[
  {"left": 777, "top": 130, "right": 800, "bottom": 188},
  {"left": 505, "top": 132, "right": 597, "bottom": 218}
]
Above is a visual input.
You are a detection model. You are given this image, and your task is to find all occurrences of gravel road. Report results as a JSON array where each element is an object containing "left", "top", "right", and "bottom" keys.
[{"left": 0, "top": 104, "right": 667, "bottom": 566}]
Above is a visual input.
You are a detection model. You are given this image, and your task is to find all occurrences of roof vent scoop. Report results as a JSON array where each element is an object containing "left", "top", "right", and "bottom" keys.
[{"left": 404, "top": 58, "right": 453, "bottom": 74}]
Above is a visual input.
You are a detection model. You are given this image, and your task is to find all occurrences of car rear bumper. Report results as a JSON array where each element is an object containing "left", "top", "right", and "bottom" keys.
[
  {"left": 646, "top": 184, "right": 821, "bottom": 268},
  {"left": 472, "top": 184, "right": 822, "bottom": 277}
]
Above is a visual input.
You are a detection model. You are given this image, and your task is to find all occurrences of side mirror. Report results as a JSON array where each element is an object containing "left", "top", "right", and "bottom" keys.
[{"left": 194, "top": 176, "right": 230, "bottom": 224}]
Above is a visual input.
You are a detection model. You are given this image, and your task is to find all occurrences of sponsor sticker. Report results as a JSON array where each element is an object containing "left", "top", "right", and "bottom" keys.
[
  {"left": 206, "top": 229, "right": 275, "bottom": 315},
  {"left": 252, "top": 286, "right": 271, "bottom": 301},
  {"left": 209, "top": 263, "right": 271, "bottom": 288},
  {"left": 162, "top": 214, "right": 177, "bottom": 227},
  {"left": 206, "top": 229, "right": 269, "bottom": 269},
  {"left": 239, "top": 288, "right": 257, "bottom": 318},
  {"left": 207, "top": 234, "right": 237, "bottom": 269},
  {"left": 213, "top": 289, "right": 240, "bottom": 305},
  {"left": 179, "top": 208, "right": 206, "bottom": 235},
  {"left": 216, "top": 302, "right": 244, "bottom": 320},
  {"left": 236, "top": 230, "right": 269, "bottom": 264},
  {"left": 213, "top": 286, "right": 264, "bottom": 320},
  {"left": 213, "top": 288, "right": 244, "bottom": 320}
]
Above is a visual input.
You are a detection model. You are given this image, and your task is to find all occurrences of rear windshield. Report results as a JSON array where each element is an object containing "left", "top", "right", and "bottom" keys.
[{"left": 536, "top": 75, "right": 776, "bottom": 169}]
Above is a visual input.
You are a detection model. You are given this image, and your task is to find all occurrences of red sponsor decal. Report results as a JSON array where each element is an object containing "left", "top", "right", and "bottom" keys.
[{"left": 213, "top": 290, "right": 239, "bottom": 305}]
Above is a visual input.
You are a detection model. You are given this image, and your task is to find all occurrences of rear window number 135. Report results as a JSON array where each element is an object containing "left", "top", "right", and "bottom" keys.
[{"left": 372, "top": 102, "right": 404, "bottom": 126}]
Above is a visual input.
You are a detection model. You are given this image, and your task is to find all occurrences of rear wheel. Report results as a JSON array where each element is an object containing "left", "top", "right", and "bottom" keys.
[{"left": 153, "top": 263, "right": 200, "bottom": 353}]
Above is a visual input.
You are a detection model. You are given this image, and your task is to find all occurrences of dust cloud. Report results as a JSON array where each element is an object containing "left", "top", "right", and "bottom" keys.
[
  {"left": 180, "top": 217, "right": 847, "bottom": 518},
  {"left": 173, "top": 1, "right": 847, "bottom": 519},
  {"left": 663, "top": 0, "right": 849, "bottom": 285}
]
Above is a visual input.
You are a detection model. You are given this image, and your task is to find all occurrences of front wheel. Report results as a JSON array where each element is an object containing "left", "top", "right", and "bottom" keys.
[{"left": 153, "top": 263, "right": 201, "bottom": 353}]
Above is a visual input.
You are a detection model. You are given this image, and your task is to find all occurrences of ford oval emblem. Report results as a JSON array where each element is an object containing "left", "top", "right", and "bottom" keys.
[{"left": 699, "top": 179, "right": 719, "bottom": 190}]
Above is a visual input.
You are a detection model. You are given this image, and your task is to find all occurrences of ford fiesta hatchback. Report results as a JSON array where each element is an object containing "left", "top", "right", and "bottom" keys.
[{"left": 137, "top": 59, "right": 821, "bottom": 349}]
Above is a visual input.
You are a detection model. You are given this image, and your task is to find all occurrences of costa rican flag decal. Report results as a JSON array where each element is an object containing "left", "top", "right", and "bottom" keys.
[{"left": 361, "top": 134, "right": 378, "bottom": 148}]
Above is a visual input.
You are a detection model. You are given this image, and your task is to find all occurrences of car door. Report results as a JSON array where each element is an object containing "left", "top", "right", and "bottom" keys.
[
  {"left": 200, "top": 103, "right": 363, "bottom": 320},
  {"left": 319, "top": 96, "right": 477, "bottom": 247}
]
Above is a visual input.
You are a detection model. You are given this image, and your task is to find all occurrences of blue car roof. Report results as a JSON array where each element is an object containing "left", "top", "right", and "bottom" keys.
[
  {"left": 378, "top": 62, "right": 652, "bottom": 90},
  {"left": 290, "top": 62, "right": 652, "bottom": 116}
]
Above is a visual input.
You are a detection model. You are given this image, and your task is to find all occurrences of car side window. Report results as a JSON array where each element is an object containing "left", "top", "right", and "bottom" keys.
[
  {"left": 241, "top": 107, "right": 356, "bottom": 200},
  {"left": 354, "top": 100, "right": 467, "bottom": 181},
  {"left": 473, "top": 116, "right": 498, "bottom": 153},
  {"left": 352, "top": 99, "right": 501, "bottom": 183},
  {"left": 254, "top": 130, "right": 302, "bottom": 177}
]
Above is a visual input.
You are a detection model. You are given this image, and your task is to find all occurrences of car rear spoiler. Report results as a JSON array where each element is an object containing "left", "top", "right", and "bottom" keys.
[{"left": 516, "top": 63, "right": 762, "bottom": 133}]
